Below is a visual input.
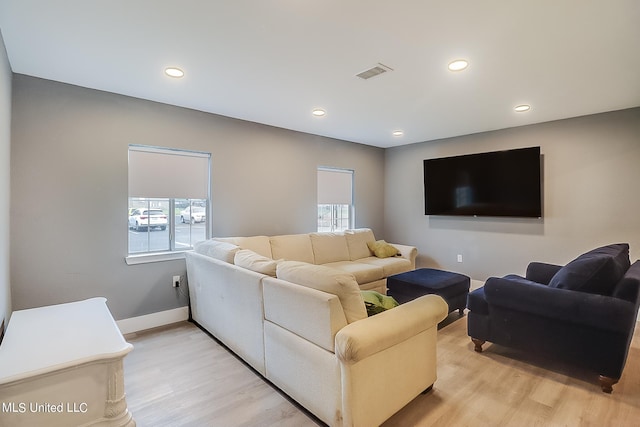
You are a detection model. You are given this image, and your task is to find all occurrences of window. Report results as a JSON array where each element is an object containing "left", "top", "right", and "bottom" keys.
[
  {"left": 127, "top": 145, "right": 211, "bottom": 262},
  {"left": 317, "top": 167, "right": 354, "bottom": 232}
]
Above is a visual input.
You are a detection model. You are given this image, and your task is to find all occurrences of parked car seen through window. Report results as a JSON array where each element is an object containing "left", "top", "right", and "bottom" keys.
[{"left": 128, "top": 209, "right": 168, "bottom": 231}]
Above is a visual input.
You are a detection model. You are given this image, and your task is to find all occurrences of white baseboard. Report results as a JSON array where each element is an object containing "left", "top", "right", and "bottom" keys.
[{"left": 117, "top": 306, "right": 189, "bottom": 335}]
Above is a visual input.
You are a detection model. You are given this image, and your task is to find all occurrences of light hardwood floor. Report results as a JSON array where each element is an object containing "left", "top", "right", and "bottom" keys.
[{"left": 124, "top": 314, "right": 640, "bottom": 426}]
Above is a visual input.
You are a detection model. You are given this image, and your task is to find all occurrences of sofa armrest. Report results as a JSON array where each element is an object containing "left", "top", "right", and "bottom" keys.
[
  {"left": 390, "top": 243, "right": 418, "bottom": 268},
  {"left": 525, "top": 262, "right": 562, "bottom": 285},
  {"left": 484, "top": 276, "right": 637, "bottom": 333},
  {"left": 335, "top": 294, "right": 447, "bottom": 364}
]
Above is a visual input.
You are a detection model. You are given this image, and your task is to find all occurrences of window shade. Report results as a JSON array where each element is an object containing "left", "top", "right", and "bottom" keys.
[
  {"left": 128, "top": 145, "right": 210, "bottom": 199},
  {"left": 317, "top": 168, "right": 353, "bottom": 205}
]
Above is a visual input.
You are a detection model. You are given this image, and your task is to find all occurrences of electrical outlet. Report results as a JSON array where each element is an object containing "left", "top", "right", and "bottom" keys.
[
  {"left": 457, "top": 254, "right": 463, "bottom": 263},
  {"left": 172, "top": 275, "right": 181, "bottom": 288}
]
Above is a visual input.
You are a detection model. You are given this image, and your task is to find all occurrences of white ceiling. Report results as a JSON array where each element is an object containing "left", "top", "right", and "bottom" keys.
[{"left": 1, "top": 1, "right": 639, "bottom": 148}]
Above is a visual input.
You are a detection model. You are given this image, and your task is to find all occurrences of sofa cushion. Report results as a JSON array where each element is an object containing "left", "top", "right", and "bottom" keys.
[
  {"left": 322, "top": 261, "right": 385, "bottom": 284},
  {"left": 276, "top": 261, "right": 367, "bottom": 323},
  {"left": 212, "top": 237, "right": 237, "bottom": 244},
  {"left": 367, "top": 240, "right": 400, "bottom": 258},
  {"left": 270, "top": 234, "right": 315, "bottom": 264},
  {"left": 357, "top": 256, "right": 413, "bottom": 277},
  {"left": 193, "top": 240, "right": 239, "bottom": 263},
  {"left": 345, "top": 228, "right": 376, "bottom": 261},
  {"left": 234, "top": 236, "right": 273, "bottom": 258},
  {"left": 234, "top": 249, "right": 279, "bottom": 277},
  {"left": 310, "top": 232, "right": 350, "bottom": 264},
  {"left": 549, "top": 243, "right": 630, "bottom": 295}
]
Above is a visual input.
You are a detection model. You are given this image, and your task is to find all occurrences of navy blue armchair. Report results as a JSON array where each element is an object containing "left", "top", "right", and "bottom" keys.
[{"left": 467, "top": 244, "right": 640, "bottom": 393}]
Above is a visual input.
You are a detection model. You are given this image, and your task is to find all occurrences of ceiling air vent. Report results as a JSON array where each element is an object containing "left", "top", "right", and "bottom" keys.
[{"left": 356, "top": 63, "right": 393, "bottom": 80}]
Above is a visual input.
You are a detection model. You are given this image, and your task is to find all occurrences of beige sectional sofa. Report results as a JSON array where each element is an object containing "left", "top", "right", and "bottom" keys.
[
  {"left": 212, "top": 228, "right": 417, "bottom": 294},
  {"left": 185, "top": 228, "right": 448, "bottom": 427}
]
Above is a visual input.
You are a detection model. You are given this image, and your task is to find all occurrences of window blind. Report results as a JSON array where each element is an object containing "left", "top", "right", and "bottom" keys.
[
  {"left": 128, "top": 145, "right": 210, "bottom": 199},
  {"left": 317, "top": 168, "right": 353, "bottom": 205}
]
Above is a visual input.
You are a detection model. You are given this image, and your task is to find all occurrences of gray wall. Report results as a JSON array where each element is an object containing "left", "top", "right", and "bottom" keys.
[
  {"left": 384, "top": 108, "right": 640, "bottom": 281},
  {"left": 10, "top": 72, "right": 640, "bottom": 321},
  {"left": 10, "top": 75, "right": 385, "bottom": 320},
  {"left": 0, "top": 31, "right": 11, "bottom": 324}
]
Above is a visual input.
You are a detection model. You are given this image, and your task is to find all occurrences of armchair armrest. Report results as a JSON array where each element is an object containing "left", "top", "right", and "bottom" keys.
[
  {"left": 390, "top": 243, "right": 418, "bottom": 268},
  {"left": 335, "top": 294, "right": 447, "bottom": 364},
  {"left": 484, "top": 276, "right": 636, "bottom": 333},
  {"left": 525, "top": 262, "right": 562, "bottom": 285}
]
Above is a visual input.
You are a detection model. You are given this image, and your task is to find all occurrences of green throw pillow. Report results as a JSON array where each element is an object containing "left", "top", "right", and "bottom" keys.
[{"left": 361, "top": 290, "right": 399, "bottom": 316}]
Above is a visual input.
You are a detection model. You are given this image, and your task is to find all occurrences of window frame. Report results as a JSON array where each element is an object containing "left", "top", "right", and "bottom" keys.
[
  {"left": 125, "top": 145, "right": 211, "bottom": 265},
  {"left": 317, "top": 167, "right": 354, "bottom": 232}
]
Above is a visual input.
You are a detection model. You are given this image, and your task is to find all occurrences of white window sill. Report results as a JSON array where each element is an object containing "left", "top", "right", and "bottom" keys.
[{"left": 125, "top": 251, "right": 188, "bottom": 265}]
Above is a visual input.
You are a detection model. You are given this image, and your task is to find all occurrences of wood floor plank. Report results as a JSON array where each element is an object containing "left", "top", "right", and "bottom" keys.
[{"left": 123, "top": 314, "right": 640, "bottom": 426}]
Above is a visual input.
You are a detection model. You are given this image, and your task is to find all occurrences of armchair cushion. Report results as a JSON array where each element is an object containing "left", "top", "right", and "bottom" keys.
[
  {"left": 525, "top": 262, "right": 562, "bottom": 285},
  {"left": 548, "top": 243, "right": 630, "bottom": 295}
]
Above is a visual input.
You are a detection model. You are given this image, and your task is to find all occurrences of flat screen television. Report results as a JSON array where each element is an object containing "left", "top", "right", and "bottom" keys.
[{"left": 424, "top": 146, "right": 542, "bottom": 218}]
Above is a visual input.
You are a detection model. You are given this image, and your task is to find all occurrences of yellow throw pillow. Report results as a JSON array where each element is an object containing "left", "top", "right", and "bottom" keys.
[{"left": 367, "top": 240, "right": 400, "bottom": 258}]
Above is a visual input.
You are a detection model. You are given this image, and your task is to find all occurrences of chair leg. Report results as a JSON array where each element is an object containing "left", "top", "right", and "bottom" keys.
[
  {"left": 471, "top": 338, "right": 485, "bottom": 353},
  {"left": 599, "top": 375, "right": 618, "bottom": 393}
]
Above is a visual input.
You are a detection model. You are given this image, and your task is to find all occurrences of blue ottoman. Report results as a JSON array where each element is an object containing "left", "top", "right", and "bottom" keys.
[{"left": 387, "top": 268, "right": 470, "bottom": 315}]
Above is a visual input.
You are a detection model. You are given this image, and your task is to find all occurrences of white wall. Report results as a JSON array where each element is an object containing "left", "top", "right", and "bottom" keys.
[
  {"left": 9, "top": 75, "right": 385, "bottom": 320},
  {"left": 0, "top": 30, "right": 12, "bottom": 325},
  {"left": 384, "top": 108, "right": 640, "bottom": 281}
]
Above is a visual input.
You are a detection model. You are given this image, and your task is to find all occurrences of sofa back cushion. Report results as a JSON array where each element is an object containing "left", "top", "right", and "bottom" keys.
[
  {"left": 234, "top": 249, "right": 279, "bottom": 277},
  {"left": 276, "top": 261, "right": 367, "bottom": 323},
  {"left": 270, "top": 234, "right": 315, "bottom": 263},
  {"left": 310, "top": 232, "right": 350, "bottom": 264},
  {"left": 193, "top": 240, "right": 240, "bottom": 263},
  {"left": 234, "top": 236, "right": 273, "bottom": 258},
  {"left": 345, "top": 228, "right": 376, "bottom": 261},
  {"left": 549, "top": 243, "right": 630, "bottom": 295}
]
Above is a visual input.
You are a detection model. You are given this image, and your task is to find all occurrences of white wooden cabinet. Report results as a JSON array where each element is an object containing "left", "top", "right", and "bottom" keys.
[{"left": 0, "top": 298, "right": 135, "bottom": 426}]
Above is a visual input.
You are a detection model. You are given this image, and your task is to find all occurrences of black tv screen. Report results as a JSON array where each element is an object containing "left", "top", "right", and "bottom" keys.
[{"left": 424, "top": 147, "right": 542, "bottom": 218}]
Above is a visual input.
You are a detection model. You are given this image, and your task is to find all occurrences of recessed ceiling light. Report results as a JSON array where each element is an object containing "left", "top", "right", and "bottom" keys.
[
  {"left": 392, "top": 130, "right": 404, "bottom": 137},
  {"left": 514, "top": 104, "right": 531, "bottom": 112},
  {"left": 448, "top": 59, "right": 469, "bottom": 72},
  {"left": 312, "top": 108, "right": 326, "bottom": 117},
  {"left": 165, "top": 67, "right": 184, "bottom": 78}
]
